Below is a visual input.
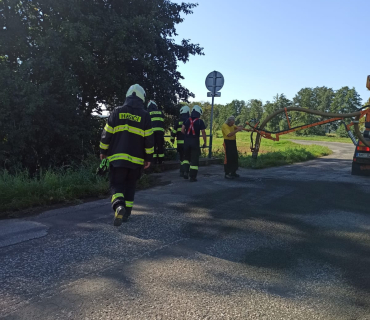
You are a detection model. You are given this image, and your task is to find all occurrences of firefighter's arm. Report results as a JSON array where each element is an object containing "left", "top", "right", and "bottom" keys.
[
  {"left": 100, "top": 112, "right": 115, "bottom": 156},
  {"left": 201, "top": 129, "right": 207, "bottom": 146},
  {"left": 170, "top": 121, "right": 177, "bottom": 143},
  {"left": 144, "top": 113, "right": 154, "bottom": 164}
]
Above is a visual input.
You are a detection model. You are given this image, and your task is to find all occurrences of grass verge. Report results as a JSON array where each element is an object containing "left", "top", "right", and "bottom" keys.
[
  {"left": 0, "top": 159, "right": 152, "bottom": 215},
  {"left": 209, "top": 141, "right": 332, "bottom": 169}
]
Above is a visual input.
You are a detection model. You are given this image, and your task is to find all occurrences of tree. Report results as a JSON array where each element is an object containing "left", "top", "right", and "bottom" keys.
[
  {"left": 291, "top": 87, "right": 334, "bottom": 135},
  {"left": 331, "top": 87, "right": 362, "bottom": 137},
  {"left": 261, "top": 94, "right": 291, "bottom": 132},
  {"left": 237, "top": 99, "right": 263, "bottom": 127},
  {"left": 0, "top": 0, "right": 203, "bottom": 171}
]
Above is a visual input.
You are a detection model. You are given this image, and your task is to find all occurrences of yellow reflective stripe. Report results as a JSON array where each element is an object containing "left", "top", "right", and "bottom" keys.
[
  {"left": 150, "top": 111, "right": 162, "bottom": 115},
  {"left": 145, "top": 147, "right": 154, "bottom": 154},
  {"left": 190, "top": 166, "right": 199, "bottom": 170},
  {"left": 152, "top": 127, "right": 164, "bottom": 132},
  {"left": 172, "top": 129, "right": 177, "bottom": 134},
  {"left": 125, "top": 201, "right": 134, "bottom": 208},
  {"left": 183, "top": 160, "right": 190, "bottom": 164},
  {"left": 177, "top": 127, "right": 182, "bottom": 132},
  {"left": 113, "top": 125, "right": 144, "bottom": 137},
  {"left": 112, "top": 193, "right": 124, "bottom": 203},
  {"left": 153, "top": 154, "right": 157, "bottom": 157},
  {"left": 108, "top": 153, "right": 144, "bottom": 165},
  {"left": 104, "top": 124, "right": 114, "bottom": 134},
  {"left": 177, "top": 140, "right": 184, "bottom": 144},
  {"left": 152, "top": 117, "right": 164, "bottom": 121},
  {"left": 158, "top": 154, "right": 165, "bottom": 158},
  {"left": 144, "top": 129, "right": 153, "bottom": 136},
  {"left": 100, "top": 142, "right": 109, "bottom": 150}
]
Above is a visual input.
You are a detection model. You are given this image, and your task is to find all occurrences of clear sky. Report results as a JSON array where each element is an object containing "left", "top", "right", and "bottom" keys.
[{"left": 173, "top": 0, "right": 370, "bottom": 105}]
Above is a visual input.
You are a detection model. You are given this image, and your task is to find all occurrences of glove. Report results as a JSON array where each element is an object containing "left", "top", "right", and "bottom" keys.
[{"left": 96, "top": 158, "right": 110, "bottom": 176}]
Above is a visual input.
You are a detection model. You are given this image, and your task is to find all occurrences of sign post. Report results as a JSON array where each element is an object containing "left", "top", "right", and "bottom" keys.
[{"left": 205, "top": 71, "right": 224, "bottom": 158}]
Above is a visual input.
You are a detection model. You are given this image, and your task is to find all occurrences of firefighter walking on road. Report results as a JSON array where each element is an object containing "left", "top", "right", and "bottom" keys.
[
  {"left": 181, "top": 105, "right": 207, "bottom": 182},
  {"left": 100, "top": 84, "right": 154, "bottom": 226},
  {"left": 171, "top": 105, "right": 190, "bottom": 177},
  {"left": 148, "top": 100, "right": 165, "bottom": 164}
]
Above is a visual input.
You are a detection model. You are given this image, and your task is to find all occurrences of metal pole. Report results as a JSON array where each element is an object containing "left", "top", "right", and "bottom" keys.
[{"left": 208, "top": 95, "right": 214, "bottom": 158}]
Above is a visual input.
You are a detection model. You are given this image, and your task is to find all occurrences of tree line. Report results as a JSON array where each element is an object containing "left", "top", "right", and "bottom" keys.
[{"left": 185, "top": 86, "right": 363, "bottom": 138}]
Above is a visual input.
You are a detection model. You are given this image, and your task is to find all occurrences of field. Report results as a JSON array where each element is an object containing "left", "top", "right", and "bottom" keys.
[{"left": 168, "top": 130, "right": 333, "bottom": 169}]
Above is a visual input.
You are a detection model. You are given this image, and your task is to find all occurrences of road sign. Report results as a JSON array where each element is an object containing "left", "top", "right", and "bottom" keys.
[
  {"left": 205, "top": 71, "right": 224, "bottom": 159},
  {"left": 205, "top": 71, "right": 224, "bottom": 93},
  {"left": 207, "top": 92, "right": 221, "bottom": 97}
]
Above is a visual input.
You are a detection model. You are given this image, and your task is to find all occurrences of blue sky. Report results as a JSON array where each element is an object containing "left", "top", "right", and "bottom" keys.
[{"left": 173, "top": 0, "right": 370, "bottom": 105}]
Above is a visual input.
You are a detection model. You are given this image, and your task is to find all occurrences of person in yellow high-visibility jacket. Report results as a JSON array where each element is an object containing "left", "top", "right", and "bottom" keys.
[{"left": 221, "top": 116, "right": 244, "bottom": 179}]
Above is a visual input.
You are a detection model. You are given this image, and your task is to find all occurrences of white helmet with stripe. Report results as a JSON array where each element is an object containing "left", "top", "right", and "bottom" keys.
[
  {"left": 126, "top": 84, "right": 146, "bottom": 102},
  {"left": 192, "top": 105, "right": 203, "bottom": 115},
  {"left": 180, "top": 105, "right": 190, "bottom": 114}
]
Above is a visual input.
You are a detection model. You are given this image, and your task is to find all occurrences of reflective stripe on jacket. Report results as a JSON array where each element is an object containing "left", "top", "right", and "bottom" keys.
[
  {"left": 148, "top": 106, "right": 165, "bottom": 132},
  {"left": 100, "top": 96, "right": 154, "bottom": 168}
]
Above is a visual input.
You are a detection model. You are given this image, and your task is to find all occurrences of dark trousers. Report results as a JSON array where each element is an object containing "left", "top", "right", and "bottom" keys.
[
  {"left": 153, "top": 131, "right": 165, "bottom": 164},
  {"left": 223, "top": 140, "right": 239, "bottom": 174},
  {"left": 184, "top": 139, "right": 200, "bottom": 178},
  {"left": 177, "top": 144, "right": 185, "bottom": 174},
  {"left": 110, "top": 166, "right": 141, "bottom": 214}
]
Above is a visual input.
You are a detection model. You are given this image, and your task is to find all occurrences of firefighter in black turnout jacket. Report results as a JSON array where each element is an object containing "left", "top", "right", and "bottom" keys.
[
  {"left": 171, "top": 105, "right": 190, "bottom": 177},
  {"left": 181, "top": 105, "right": 207, "bottom": 182},
  {"left": 100, "top": 84, "right": 154, "bottom": 226},
  {"left": 147, "top": 100, "right": 165, "bottom": 164}
]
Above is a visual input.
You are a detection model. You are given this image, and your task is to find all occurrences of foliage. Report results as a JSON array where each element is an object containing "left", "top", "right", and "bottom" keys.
[
  {"left": 0, "top": 0, "right": 203, "bottom": 171},
  {"left": 177, "top": 86, "right": 362, "bottom": 141}
]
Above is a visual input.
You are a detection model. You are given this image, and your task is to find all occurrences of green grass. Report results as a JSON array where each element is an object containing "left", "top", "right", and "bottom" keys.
[
  {"left": 0, "top": 158, "right": 152, "bottom": 214},
  {"left": 209, "top": 144, "right": 332, "bottom": 169},
  {"left": 279, "top": 133, "right": 352, "bottom": 143},
  {"left": 179, "top": 130, "right": 332, "bottom": 169}
]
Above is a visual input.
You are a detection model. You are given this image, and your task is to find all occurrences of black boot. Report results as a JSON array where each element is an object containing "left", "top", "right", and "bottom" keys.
[
  {"left": 113, "top": 206, "right": 125, "bottom": 226},
  {"left": 122, "top": 208, "right": 132, "bottom": 222}
]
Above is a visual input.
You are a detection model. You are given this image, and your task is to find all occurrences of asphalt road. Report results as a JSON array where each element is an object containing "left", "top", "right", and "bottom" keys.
[{"left": 1, "top": 141, "right": 370, "bottom": 320}]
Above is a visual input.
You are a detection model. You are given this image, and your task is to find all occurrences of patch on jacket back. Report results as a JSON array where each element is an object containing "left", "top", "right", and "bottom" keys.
[{"left": 119, "top": 113, "right": 141, "bottom": 122}]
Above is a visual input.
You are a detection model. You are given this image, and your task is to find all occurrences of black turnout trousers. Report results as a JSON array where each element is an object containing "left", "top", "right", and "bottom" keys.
[
  {"left": 177, "top": 144, "right": 185, "bottom": 174},
  {"left": 223, "top": 139, "right": 239, "bottom": 174},
  {"left": 183, "top": 138, "right": 200, "bottom": 178},
  {"left": 110, "top": 166, "right": 142, "bottom": 213},
  {"left": 153, "top": 131, "right": 165, "bottom": 164}
]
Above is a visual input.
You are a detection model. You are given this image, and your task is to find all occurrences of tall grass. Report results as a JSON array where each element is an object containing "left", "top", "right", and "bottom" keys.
[
  {"left": 0, "top": 160, "right": 109, "bottom": 213},
  {"left": 0, "top": 157, "right": 154, "bottom": 214}
]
